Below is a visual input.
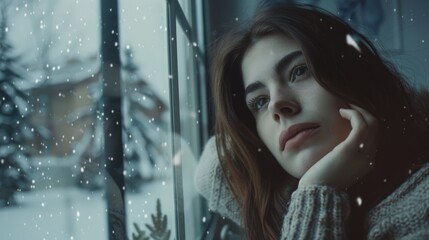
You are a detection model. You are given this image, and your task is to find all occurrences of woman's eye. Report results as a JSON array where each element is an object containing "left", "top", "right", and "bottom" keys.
[
  {"left": 255, "top": 97, "right": 269, "bottom": 110},
  {"left": 290, "top": 64, "right": 308, "bottom": 81},
  {"left": 248, "top": 96, "right": 269, "bottom": 112}
]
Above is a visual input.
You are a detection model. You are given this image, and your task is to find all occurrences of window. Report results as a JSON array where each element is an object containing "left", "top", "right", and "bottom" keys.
[{"left": 0, "top": 0, "right": 208, "bottom": 239}]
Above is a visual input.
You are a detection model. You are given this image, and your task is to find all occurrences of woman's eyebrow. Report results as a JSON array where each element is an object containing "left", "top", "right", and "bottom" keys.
[
  {"left": 244, "top": 51, "right": 303, "bottom": 99},
  {"left": 275, "top": 50, "right": 303, "bottom": 74},
  {"left": 245, "top": 81, "right": 265, "bottom": 98}
]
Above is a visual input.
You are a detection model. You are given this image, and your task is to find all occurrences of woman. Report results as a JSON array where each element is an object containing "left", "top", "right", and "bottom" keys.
[{"left": 195, "top": 3, "right": 429, "bottom": 240}]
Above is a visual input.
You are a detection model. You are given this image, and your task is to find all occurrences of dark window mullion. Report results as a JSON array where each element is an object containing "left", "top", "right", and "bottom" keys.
[
  {"left": 175, "top": 0, "right": 209, "bottom": 149},
  {"left": 100, "top": 0, "right": 127, "bottom": 239},
  {"left": 166, "top": 0, "right": 186, "bottom": 239},
  {"left": 175, "top": 1, "right": 205, "bottom": 62}
]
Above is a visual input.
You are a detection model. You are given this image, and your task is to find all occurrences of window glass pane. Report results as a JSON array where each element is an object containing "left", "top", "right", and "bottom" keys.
[
  {"left": 176, "top": 17, "right": 204, "bottom": 239},
  {"left": 1, "top": 0, "right": 108, "bottom": 239},
  {"left": 117, "top": 0, "right": 176, "bottom": 238},
  {"left": 1, "top": 0, "right": 207, "bottom": 239}
]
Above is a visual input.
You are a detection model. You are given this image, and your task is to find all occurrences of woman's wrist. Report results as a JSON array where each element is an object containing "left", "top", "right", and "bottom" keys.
[{"left": 298, "top": 177, "right": 336, "bottom": 190}]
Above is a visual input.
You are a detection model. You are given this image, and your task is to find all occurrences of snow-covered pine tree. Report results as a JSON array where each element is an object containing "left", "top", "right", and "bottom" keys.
[
  {"left": 73, "top": 47, "right": 169, "bottom": 192},
  {"left": 0, "top": 2, "right": 33, "bottom": 207},
  {"left": 121, "top": 47, "right": 168, "bottom": 192}
]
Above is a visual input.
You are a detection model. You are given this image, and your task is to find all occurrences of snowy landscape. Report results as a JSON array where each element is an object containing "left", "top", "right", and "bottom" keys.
[
  {"left": 0, "top": 177, "right": 177, "bottom": 240},
  {"left": 1, "top": 0, "right": 204, "bottom": 239}
]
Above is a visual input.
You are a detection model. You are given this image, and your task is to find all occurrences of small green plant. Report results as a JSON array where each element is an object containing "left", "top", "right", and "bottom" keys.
[{"left": 132, "top": 198, "right": 171, "bottom": 240}]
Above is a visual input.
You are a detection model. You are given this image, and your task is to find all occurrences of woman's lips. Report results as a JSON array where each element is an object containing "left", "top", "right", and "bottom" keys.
[{"left": 279, "top": 123, "right": 320, "bottom": 151}]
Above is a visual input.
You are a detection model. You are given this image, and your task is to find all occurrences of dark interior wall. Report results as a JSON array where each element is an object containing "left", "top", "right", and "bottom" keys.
[
  {"left": 395, "top": 0, "right": 429, "bottom": 88},
  {"left": 203, "top": 0, "right": 260, "bottom": 56}
]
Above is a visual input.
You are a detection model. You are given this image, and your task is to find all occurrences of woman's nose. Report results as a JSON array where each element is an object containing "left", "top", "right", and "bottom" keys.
[{"left": 268, "top": 90, "right": 300, "bottom": 122}]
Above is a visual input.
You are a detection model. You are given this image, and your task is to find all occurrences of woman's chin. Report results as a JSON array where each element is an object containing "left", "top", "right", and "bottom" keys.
[{"left": 286, "top": 155, "right": 322, "bottom": 179}]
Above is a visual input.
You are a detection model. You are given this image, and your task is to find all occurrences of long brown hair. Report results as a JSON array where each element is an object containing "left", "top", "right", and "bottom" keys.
[{"left": 211, "top": 3, "right": 429, "bottom": 239}]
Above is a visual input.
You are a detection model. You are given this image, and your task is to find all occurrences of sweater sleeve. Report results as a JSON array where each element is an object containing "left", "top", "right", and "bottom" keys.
[
  {"left": 367, "top": 162, "right": 429, "bottom": 240},
  {"left": 194, "top": 136, "right": 351, "bottom": 238},
  {"left": 194, "top": 136, "right": 241, "bottom": 224},
  {"left": 281, "top": 185, "right": 350, "bottom": 239}
]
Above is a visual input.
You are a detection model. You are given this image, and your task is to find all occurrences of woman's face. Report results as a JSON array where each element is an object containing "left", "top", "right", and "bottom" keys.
[{"left": 241, "top": 34, "right": 351, "bottom": 179}]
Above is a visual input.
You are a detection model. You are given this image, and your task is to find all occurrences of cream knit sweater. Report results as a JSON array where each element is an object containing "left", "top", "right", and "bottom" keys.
[{"left": 194, "top": 137, "right": 429, "bottom": 239}]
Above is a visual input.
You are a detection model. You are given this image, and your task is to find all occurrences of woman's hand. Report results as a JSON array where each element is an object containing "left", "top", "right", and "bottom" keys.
[{"left": 298, "top": 104, "right": 379, "bottom": 189}]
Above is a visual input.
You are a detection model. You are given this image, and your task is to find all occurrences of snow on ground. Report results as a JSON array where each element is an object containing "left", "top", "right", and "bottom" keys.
[{"left": 0, "top": 177, "right": 176, "bottom": 240}]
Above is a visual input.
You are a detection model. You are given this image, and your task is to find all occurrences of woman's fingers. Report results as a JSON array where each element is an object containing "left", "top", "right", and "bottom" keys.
[
  {"left": 338, "top": 105, "right": 379, "bottom": 166},
  {"left": 339, "top": 105, "right": 378, "bottom": 147},
  {"left": 348, "top": 104, "right": 378, "bottom": 130},
  {"left": 299, "top": 104, "right": 379, "bottom": 189},
  {"left": 338, "top": 108, "right": 367, "bottom": 149}
]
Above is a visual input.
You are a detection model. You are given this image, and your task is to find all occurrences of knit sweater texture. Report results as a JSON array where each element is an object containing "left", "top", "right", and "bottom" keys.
[{"left": 194, "top": 137, "right": 429, "bottom": 239}]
